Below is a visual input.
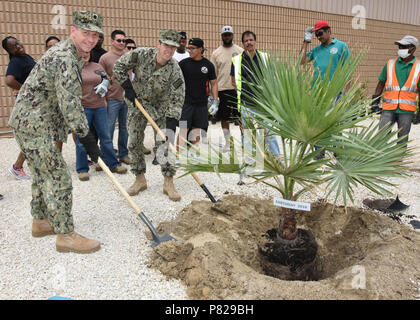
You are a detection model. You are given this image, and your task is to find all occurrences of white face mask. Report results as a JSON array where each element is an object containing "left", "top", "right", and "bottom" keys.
[{"left": 398, "top": 49, "right": 410, "bottom": 59}]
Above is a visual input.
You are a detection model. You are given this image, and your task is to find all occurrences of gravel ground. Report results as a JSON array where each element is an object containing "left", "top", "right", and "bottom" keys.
[{"left": 1, "top": 116, "right": 419, "bottom": 300}]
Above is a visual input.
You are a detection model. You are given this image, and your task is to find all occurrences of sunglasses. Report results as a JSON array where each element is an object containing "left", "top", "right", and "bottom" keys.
[
  {"left": 115, "top": 39, "right": 126, "bottom": 43},
  {"left": 127, "top": 46, "right": 136, "bottom": 50},
  {"left": 187, "top": 46, "right": 199, "bottom": 50},
  {"left": 315, "top": 30, "right": 325, "bottom": 37}
]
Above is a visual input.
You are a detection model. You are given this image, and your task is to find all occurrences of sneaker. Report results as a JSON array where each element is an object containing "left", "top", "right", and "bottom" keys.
[
  {"left": 110, "top": 165, "right": 127, "bottom": 174},
  {"left": 9, "top": 165, "right": 31, "bottom": 180},
  {"left": 78, "top": 172, "right": 89, "bottom": 181}
]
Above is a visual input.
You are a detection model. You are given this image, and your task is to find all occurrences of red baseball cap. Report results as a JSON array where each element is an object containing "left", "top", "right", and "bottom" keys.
[{"left": 314, "top": 20, "right": 330, "bottom": 31}]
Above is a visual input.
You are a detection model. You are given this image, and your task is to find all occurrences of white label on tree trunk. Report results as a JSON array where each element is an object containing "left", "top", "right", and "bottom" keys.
[{"left": 274, "top": 197, "right": 311, "bottom": 212}]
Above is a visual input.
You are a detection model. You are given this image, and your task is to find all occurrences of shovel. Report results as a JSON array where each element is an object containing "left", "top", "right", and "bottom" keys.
[
  {"left": 134, "top": 98, "right": 219, "bottom": 203},
  {"left": 362, "top": 195, "right": 409, "bottom": 213},
  {"left": 98, "top": 158, "right": 175, "bottom": 248}
]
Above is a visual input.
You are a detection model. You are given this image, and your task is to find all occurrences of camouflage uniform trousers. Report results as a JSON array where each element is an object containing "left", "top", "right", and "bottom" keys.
[
  {"left": 128, "top": 110, "right": 176, "bottom": 177},
  {"left": 14, "top": 130, "right": 74, "bottom": 234}
]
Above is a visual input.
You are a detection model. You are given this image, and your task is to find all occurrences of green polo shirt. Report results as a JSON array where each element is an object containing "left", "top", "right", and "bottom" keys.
[
  {"left": 378, "top": 56, "right": 419, "bottom": 114},
  {"left": 306, "top": 38, "right": 350, "bottom": 81}
]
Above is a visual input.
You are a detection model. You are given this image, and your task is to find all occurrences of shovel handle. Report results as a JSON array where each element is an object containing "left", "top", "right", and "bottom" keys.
[
  {"left": 97, "top": 158, "right": 141, "bottom": 215},
  {"left": 98, "top": 158, "right": 169, "bottom": 242},
  {"left": 134, "top": 99, "right": 175, "bottom": 152},
  {"left": 134, "top": 98, "right": 204, "bottom": 184}
]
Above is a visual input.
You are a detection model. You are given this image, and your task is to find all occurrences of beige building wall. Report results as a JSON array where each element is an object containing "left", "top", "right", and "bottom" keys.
[
  {"left": 1, "top": 0, "right": 420, "bottom": 132},
  {"left": 235, "top": 0, "right": 420, "bottom": 26}
]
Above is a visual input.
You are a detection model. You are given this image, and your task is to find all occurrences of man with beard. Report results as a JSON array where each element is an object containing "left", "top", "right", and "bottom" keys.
[
  {"left": 8, "top": 11, "right": 103, "bottom": 253},
  {"left": 210, "top": 25, "right": 243, "bottom": 152},
  {"left": 113, "top": 30, "right": 185, "bottom": 201}
]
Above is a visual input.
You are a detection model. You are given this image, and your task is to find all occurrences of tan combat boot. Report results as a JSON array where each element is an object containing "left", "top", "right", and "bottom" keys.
[
  {"left": 32, "top": 218, "right": 55, "bottom": 237},
  {"left": 56, "top": 231, "right": 101, "bottom": 253},
  {"left": 127, "top": 173, "right": 147, "bottom": 196},
  {"left": 163, "top": 176, "right": 181, "bottom": 201}
]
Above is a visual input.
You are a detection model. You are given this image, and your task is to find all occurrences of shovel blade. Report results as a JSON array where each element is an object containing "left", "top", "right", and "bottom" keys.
[
  {"left": 386, "top": 196, "right": 409, "bottom": 211},
  {"left": 151, "top": 233, "right": 176, "bottom": 248}
]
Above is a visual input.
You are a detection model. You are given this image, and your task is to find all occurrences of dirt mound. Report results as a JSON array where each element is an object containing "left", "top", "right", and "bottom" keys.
[{"left": 148, "top": 195, "right": 420, "bottom": 299}]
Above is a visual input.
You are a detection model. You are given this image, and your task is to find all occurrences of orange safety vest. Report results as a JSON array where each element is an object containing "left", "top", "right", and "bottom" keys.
[{"left": 382, "top": 58, "right": 420, "bottom": 112}]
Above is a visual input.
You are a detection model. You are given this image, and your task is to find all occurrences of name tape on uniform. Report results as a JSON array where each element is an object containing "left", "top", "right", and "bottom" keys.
[{"left": 273, "top": 197, "right": 311, "bottom": 212}]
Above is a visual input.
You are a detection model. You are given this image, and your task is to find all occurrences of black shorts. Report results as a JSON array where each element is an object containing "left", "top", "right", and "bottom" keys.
[
  {"left": 179, "top": 102, "right": 209, "bottom": 130},
  {"left": 216, "top": 90, "right": 240, "bottom": 121}
]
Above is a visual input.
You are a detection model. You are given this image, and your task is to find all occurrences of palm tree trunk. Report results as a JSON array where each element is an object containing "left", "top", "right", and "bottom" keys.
[{"left": 277, "top": 209, "right": 297, "bottom": 240}]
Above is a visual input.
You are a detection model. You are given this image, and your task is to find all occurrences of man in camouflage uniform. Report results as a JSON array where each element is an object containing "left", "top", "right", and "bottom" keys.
[
  {"left": 113, "top": 30, "right": 185, "bottom": 201},
  {"left": 8, "top": 11, "right": 103, "bottom": 254}
]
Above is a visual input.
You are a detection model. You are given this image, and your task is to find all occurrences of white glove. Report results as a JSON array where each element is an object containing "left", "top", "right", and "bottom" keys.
[
  {"left": 207, "top": 94, "right": 214, "bottom": 108},
  {"left": 94, "top": 78, "right": 110, "bottom": 98},
  {"left": 304, "top": 27, "right": 314, "bottom": 43},
  {"left": 208, "top": 98, "right": 220, "bottom": 116}
]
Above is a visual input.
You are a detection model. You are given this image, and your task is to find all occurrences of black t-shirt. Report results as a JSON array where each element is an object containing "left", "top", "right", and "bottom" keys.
[
  {"left": 230, "top": 50, "right": 264, "bottom": 106},
  {"left": 179, "top": 57, "right": 216, "bottom": 105},
  {"left": 6, "top": 54, "right": 36, "bottom": 85},
  {"left": 91, "top": 47, "right": 107, "bottom": 63}
]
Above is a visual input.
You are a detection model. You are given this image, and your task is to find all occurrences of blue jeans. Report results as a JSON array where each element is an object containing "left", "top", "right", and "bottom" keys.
[
  {"left": 241, "top": 106, "right": 280, "bottom": 159},
  {"left": 76, "top": 107, "right": 120, "bottom": 173},
  {"left": 107, "top": 99, "right": 129, "bottom": 159}
]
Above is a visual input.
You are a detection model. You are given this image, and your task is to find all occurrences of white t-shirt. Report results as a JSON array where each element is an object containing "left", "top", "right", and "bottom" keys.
[{"left": 173, "top": 51, "right": 190, "bottom": 62}]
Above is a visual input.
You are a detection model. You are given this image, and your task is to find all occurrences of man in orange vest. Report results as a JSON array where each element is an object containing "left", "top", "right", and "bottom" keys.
[{"left": 372, "top": 35, "right": 419, "bottom": 145}]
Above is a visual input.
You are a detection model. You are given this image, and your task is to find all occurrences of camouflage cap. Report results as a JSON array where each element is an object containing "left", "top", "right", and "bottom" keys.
[
  {"left": 73, "top": 11, "right": 103, "bottom": 34},
  {"left": 159, "top": 29, "right": 180, "bottom": 47}
]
